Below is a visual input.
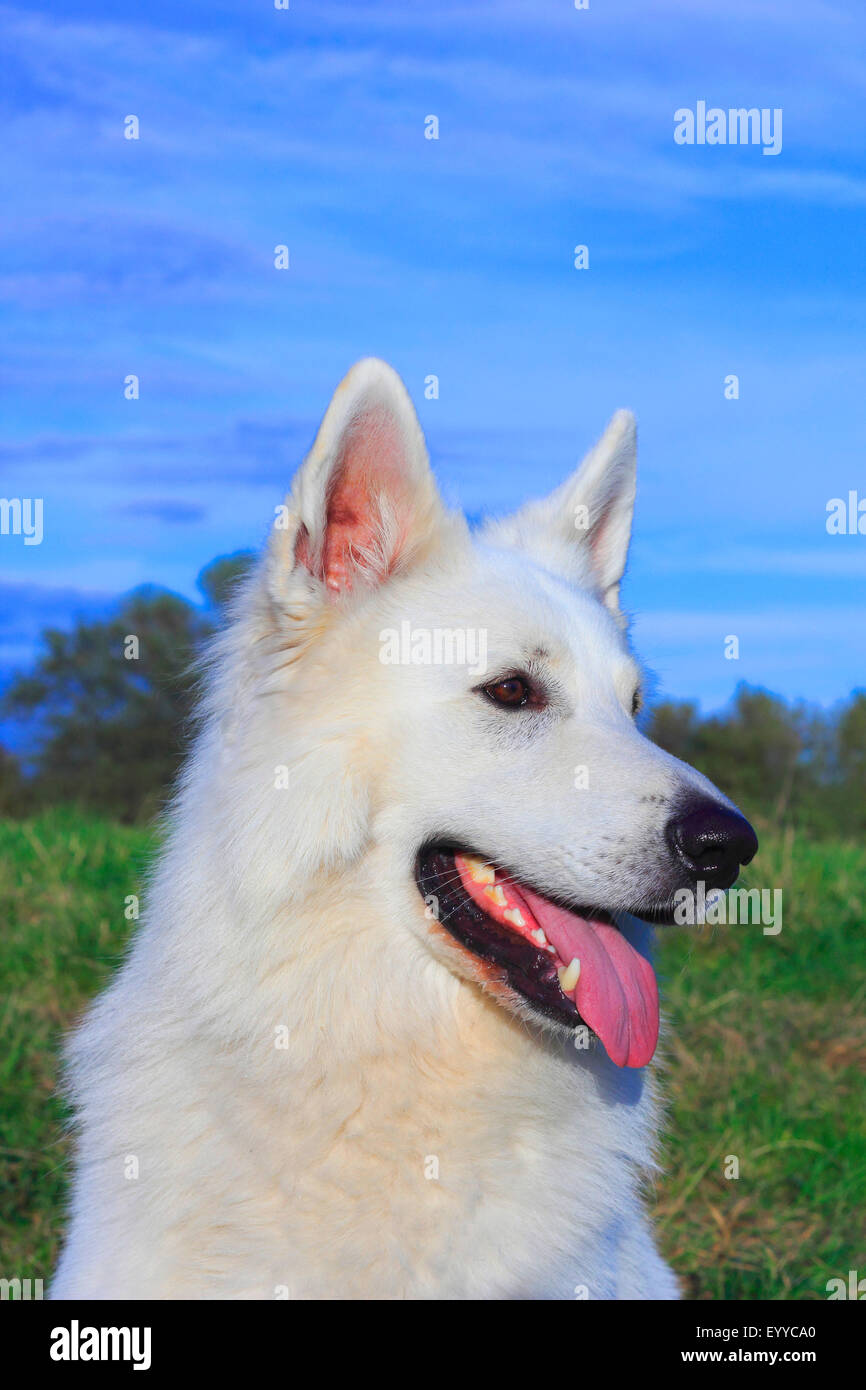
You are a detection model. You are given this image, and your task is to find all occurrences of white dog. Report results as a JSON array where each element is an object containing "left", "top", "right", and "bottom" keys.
[{"left": 52, "top": 359, "right": 756, "bottom": 1300}]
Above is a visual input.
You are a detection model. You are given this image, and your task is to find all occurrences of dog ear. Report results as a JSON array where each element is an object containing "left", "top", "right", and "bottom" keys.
[
  {"left": 268, "top": 358, "right": 446, "bottom": 606},
  {"left": 482, "top": 410, "right": 636, "bottom": 619}
]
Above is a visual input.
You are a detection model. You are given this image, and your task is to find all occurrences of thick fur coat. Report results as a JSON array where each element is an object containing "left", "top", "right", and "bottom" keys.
[{"left": 52, "top": 359, "right": 742, "bottom": 1300}]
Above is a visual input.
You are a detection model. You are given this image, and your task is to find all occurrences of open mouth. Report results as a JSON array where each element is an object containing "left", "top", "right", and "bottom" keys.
[{"left": 415, "top": 846, "right": 659, "bottom": 1068}]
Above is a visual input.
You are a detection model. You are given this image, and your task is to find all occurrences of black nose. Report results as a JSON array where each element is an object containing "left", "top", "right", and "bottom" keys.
[{"left": 667, "top": 800, "right": 758, "bottom": 889}]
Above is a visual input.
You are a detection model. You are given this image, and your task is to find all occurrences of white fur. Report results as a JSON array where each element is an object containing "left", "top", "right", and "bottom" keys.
[{"left": 52, "top": 360, "right": 727, "bottom": 1301}]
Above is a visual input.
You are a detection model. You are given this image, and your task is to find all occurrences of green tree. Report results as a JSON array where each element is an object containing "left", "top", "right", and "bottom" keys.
[
  {"left": 646, "top": 684, "right": 866, "bottom": 838},
  {"left": 831, "top": 690, "right": 866, "bottom": 835},
  {"left": 0, "top": 746, "right": 27, "bottom": 816},
  {"left": 2, "top": 554, "right": 258, "bottom": 822},
  {"left": 197, "top": 551, "right": 256, "bottom": 610},
  {"left": 2, "top": 589, "right": 210, "bottom": 822}
]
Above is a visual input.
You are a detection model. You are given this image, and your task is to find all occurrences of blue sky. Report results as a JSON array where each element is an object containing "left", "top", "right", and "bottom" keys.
[{"left": 2, "top": 0, "right": 865, "bottom": 717}]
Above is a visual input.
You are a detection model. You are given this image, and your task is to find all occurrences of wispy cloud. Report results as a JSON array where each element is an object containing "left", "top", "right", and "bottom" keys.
[{"left": 2, "top": 0, "right": 864, "bottom": 710}]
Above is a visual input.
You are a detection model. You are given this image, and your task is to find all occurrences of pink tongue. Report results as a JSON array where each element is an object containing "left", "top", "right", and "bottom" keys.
[{"left": 516, "top": 886, "right": 659, "bottom": 1069}]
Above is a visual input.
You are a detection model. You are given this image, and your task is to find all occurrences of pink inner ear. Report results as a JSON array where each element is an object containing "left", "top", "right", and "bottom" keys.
[{"left": 315, "top": 406, "right": 412, "bottom": 594}]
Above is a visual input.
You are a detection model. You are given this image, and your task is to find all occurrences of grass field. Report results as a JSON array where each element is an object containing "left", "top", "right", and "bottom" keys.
[{"left": 2, "top": 809, "right": 865, "bottom": 1298}]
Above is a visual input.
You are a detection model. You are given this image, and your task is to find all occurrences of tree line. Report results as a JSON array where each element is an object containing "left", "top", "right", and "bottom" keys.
[{"left": 1, "top": 554, "right": 863, "bottom": 839}]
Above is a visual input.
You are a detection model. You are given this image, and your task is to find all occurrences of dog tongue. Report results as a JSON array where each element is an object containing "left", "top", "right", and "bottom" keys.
[{"left": 517, "top": 885, "right": 659, "bottom": 1068}]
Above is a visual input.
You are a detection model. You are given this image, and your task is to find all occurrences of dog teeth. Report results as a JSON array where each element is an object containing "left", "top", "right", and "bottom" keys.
[
  {"left": 531, "top": 927, "right": 547, "bottom": 946},
  {"left": 504, "top": 907, "right": 526, "bottom": 929},
  {"left": 557, "top": 958, "right": 581, "bottom": 993},
  {"left": 462, "top": 855, "right": 496, "bottom": 886},
  {"left": 483, "top": 884, "right": 508, "bottom": 908}
]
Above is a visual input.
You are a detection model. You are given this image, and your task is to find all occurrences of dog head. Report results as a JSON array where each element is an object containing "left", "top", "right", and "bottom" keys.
[{"left": 216, "top": 358, "right": 756, "bottom": 1067}]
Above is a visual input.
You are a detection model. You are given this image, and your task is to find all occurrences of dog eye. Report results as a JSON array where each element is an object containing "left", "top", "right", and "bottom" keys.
[
  {"left": 631, "top": 688, "right": 642, "bottom": 716},
  {"left": 482, "top": 675, "right": 531, "bottom": 708}
]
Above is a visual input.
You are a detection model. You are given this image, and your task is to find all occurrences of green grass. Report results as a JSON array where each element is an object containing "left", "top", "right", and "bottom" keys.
[
  {"left": 1, "top": 810, "right": 864, "bottom": 1297},
  {"left": 0, "top": 809, "right": 152, "bottom": 1282},
  {"left": 652, "top": 828, "right": 866, "bottom": 1298}
]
